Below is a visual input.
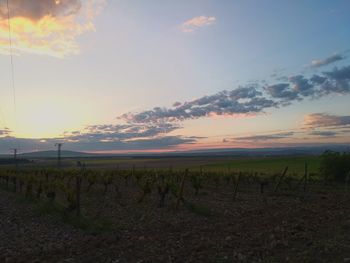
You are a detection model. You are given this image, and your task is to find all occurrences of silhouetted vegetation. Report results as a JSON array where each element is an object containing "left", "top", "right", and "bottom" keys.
[
  {"left": 0, "top": 158, "right": 31, "bottom": 165},
  {"left": 320, "top": 150, "right": 350, "bottom": 182}
]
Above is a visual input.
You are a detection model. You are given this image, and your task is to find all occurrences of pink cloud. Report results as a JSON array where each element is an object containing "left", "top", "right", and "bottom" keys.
[
  {"left": 180, "top": 15, "right": 216, "bottom": 33},
  {"left": 302, "top": 113, "right": 350, "bottom": 129}
]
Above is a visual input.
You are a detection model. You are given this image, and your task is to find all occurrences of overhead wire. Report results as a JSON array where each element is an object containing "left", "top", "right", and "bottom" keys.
[
  {"left": 6, "top": 0, "right": 16, "bottom": 111},
  {"left": 5, "top": 0, "right": 20, "bottom": 150}
]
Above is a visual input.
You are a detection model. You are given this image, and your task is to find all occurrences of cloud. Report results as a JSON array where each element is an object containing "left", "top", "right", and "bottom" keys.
[
  {"left": 0, "top": 0, "right": 105, "bottom": 57},
  {"left": 310, "top": 53, "right": 346, "bottom": 68},
  {"left": 324, "top": 65, "right": 350, "bottom": 80},
  {"left": 265, "top": 75, "right": 324, "bottom": 102},
  {"left": 1, "top": 108, "right": 205, "bottom": 153},
  {"left": 310, "top": 74, "right": 327, "bottom": 84},
  {"left": 0, "top": 122, "right": 200, "bottom": 153},
  {"left": 303, "top": 113, "right": 350, "bottom": 129},
  {"left": 309, "top": 130, "right": 337, "bottom": 137},
  {"left": 289, "top": 75, "right": 315, "bottom": 96},
  {"left": 63, "top": 122, "right": 181, "bottom": 142},
  {"left": 232, "top": 132, "right": 295, "bottom": 142},
  {"left": 267, "top": 66, "right": 350, "bottom": 100},
  {"left": 121, "top": 85, "right": 277, "bottom": 123},
  {"left": 180, "top": 16, "right": 216, "bottom": 33},
  {"left": 63, "top": 135, "right": 198, "bottom": 151},
  {"left": 265, "top": 83, "right": 298, "bottom": 102},
  {"left": 0, "top": 135, "right": 198, "bottom": 153},
  {"left": 318, "top": 65, "right": 350, "bottom": 94},
  {"left": 122, "top": 64, "right": 350, "bottom": 124},
  {"left": 59, "top": 122, "right": 200, "bottom": 151},
  {"left": 0, "top": 0, "right": 81, "bottom": 21},
  {"left": 3, "top": 51, "right": 350, "bottom": 152},
  {"left": 0, "top": 127, "right": 11, "bottom": 137}
]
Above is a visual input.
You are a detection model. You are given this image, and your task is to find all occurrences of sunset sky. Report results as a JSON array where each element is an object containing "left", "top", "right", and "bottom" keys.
[{"left": 0, "top": 0, "right": 350, "bottom": 153}]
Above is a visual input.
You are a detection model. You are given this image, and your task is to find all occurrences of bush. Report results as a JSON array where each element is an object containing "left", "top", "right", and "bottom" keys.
[{"left": 320, "top": 150, "right": 350, "bottom": 182}]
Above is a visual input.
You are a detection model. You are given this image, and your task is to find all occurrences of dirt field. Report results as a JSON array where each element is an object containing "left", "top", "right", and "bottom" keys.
[{"left": 0, "top": 170, "right": 349, "bottom": 263}]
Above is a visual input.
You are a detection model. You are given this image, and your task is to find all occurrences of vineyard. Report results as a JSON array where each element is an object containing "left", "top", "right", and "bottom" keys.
[
  {"left": 0, "top": 165, "right": 335, "bottom": 218},
  {"left": 0, "top": 160, "right": 349, "bottom": 262}
]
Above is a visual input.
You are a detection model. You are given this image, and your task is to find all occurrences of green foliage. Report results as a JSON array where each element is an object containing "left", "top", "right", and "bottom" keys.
[
  {"left": 320, "top": 151, "right": 350, "bottom": 182},
  {"left": 0, "top": 155, "right": 337, "bottom": 234}
]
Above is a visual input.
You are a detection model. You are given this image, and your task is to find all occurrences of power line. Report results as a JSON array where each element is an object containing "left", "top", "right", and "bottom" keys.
[
  {"left": 5, "top": 0, "right": 19, "bottom": 150},
  {"left": 6, "top": 0, "right": 16, "bottom": 112},
  {"left": 0, "top": 106, "right": 6, "bottom": 128}
]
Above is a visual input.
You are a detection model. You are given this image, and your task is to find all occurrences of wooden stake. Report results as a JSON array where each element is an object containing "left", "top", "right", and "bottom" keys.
[
  {"left": 76, "top": 175, "right": 81, "bottom": 216},
  {"left": 176, "top": 169, "right": 187, "bottom": 210},
  {"left": 303, "top": 162, "right": 308, "bottom": 192},
  {"left": 233, "top": 172, "right": 241, "bottom": 201},
  {"left": 274, "top": 166, "right": 288, "bottom": 193}
]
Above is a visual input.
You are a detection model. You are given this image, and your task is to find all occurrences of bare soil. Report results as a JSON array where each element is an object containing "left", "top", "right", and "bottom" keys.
[{"left": 0, "top": 180, "right": 349, "bottom": 263}]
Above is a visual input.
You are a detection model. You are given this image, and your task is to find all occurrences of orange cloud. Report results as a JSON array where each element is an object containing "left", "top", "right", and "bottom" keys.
[
  {"left": 180, "top": 15, "right": 216, "bottom": 33},
  {"left": 0, "top": 0, "right": 105, "bottom": 57},
  {"left": 302, "top": 113, "right": 350, "bottom": 129}
]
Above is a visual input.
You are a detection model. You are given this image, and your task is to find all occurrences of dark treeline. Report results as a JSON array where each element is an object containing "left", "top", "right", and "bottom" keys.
[{"left": 0, "top": 159, "right": 31, "bottom": 165}]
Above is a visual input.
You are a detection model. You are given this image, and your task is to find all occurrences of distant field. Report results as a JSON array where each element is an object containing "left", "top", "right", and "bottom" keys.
[
  {"left": 82, "top": 155, "right": 321, "bottom": 174},
  {"left": 15, "top": 155, "right": 321, "bottom": 175},
  {"left": 201, "top": 155, "right": 321, "bottom": 174},
  {"left": 10, "top": 154, "right": 322, "bottom": 176}
]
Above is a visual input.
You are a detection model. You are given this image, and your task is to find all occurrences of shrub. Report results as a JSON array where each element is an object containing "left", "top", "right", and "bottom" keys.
[{"left": 320, "top": 150, "right": 350, "bottom": 182}]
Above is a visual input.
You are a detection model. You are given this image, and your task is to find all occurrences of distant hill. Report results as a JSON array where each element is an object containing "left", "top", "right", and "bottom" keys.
[
  {"left": 166, "top": 144, "right": 350, "bottom": 157},
  {"left": 19, "top": 150, "right": 97, "bottom": 158}
]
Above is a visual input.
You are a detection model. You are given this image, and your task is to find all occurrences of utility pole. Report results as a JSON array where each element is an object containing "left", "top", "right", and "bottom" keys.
[
  {"left": 11, "top": 148, "right": 18, "bottom": 169},
  {"left": 55, "top": 143, "right": 63, "bottom": 169}
]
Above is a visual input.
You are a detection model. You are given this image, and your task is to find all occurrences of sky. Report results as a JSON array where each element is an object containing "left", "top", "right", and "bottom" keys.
[{"left": 0, "top": 0, "right": 350, "bottom": 153}]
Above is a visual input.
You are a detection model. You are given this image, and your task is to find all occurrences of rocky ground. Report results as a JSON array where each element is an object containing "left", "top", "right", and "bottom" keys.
[{"left": 0, "top": 186, "right": 349, "bottom": 262}]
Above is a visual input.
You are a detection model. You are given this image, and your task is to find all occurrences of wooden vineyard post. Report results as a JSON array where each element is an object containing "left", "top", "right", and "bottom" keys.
[
  {"left": 76, "top": 175, "right": 82, "bottom": 217},
  {"left": 5, "top": 175, "right": 9, "bottom": 190},
  {"left": 345, "top": 172, "right": 350, "bottom": 194},
  {"left": 274, "top": 166, "right": 288, "bottom": 193},
  {"left": 13, "top": 176, "right": 17, "bottom": 192},
  {"left": 303, "top": 162, "right": 308, "bottom": 192},
  {"left": 19, "top": 178, "right": 23, "bottom": 193},
  {"left": 176, "top": 169, "right": 187, "bottom": 210},
  {"left": 233, "top": 172, "right": 241, "bottom": 201},
  {"left": 260, "top": 178, "right": 269, "bottom": 195}
]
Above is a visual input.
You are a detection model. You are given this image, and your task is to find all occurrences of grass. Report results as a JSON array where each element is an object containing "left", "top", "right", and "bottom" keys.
[{"left": 200, "top": 155, "right": 321, "bottom": 175}]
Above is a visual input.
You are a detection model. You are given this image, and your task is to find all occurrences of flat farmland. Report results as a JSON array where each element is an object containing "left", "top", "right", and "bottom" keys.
[{"left": 42, "top": 155, "right": 322, "bottom": 175}]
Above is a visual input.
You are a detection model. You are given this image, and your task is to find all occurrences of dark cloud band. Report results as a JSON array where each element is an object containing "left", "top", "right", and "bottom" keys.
[
  {"left": 122, "top": 65, "right": 350, "bottom": 124},
  {"left": 310, "top": 54, "right": 346, "bottom": 68},
  {"left": 0, "top": 0, "right": 81, "bottom": 21}
]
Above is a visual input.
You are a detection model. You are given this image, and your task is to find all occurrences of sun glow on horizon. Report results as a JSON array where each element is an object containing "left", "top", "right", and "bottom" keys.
[
  {"left": 14, "top": 100, "right": 93, "bottom": 139},
  {"left": 0, "top": 1, "right": 349, "bottom": 154}
]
